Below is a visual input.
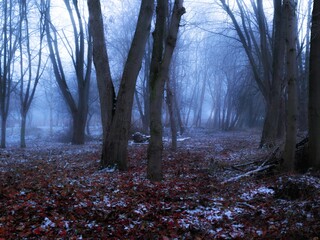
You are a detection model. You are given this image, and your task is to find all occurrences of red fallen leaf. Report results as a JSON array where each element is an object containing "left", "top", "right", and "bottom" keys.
[
  {"left": 0, "top": 227, "right": 6, "bottom": 236},
  {"left": 59, "top": 230, "right": 67, "bottom": 237},
  {"left": 33, "top": 227, "right": 42, "bottom": 235}
]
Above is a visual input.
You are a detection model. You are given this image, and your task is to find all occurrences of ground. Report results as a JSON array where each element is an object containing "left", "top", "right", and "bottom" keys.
[{"left": 0, "top": 129, "right": 319, "bottom": 239}]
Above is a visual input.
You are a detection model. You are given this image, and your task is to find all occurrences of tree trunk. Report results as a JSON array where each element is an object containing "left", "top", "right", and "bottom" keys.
[
  {"left": 71, "top": 99, "right": 88, "bottom": 144},
  {"left": 147, "top": 0, "right": 185, "bottom": 181},
  {"left": 220, "top": 0, "right": 285, "bottom": 147},
  {"left": 101, "top": 0, "right": 154, "bottom": 170},
  {"left": 1, "top": 116, "right": 7, "bottom": 148},
  {"left": 0, "top": 0, "right": 17, "bottom": 148},
  {"left": 20, "top": 113, "right": 27, "bottom": 148},
  {"left": 45, "top": 0, "right": 92, "bottom": 145},
  {"left": 147, "top": 0, "right": 167, "bottom": 181},
  {"left": 166, "top": 83, "right": 177, "bottom": 151},
  {"left": 308, "top": 0, "right": 320, "bottom": 169},
  {"left": 282, "top": 0, "right": 298, "bottom": 171},
  {"left": 87, "top": 0, "right": 115, "bottom": 138},
  {"left": 260, "top": 0, "right": 286, "bottom": 147}
]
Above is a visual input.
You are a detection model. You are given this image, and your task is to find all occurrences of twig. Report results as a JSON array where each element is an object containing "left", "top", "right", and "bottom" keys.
[{"left": 222, "top": 164, "right": 275, "bottom": 184}]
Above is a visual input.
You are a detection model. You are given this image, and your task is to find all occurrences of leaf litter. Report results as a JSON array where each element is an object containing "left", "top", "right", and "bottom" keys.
[{"left": 0, "top": 130, "right": 319, "bottom": 239}]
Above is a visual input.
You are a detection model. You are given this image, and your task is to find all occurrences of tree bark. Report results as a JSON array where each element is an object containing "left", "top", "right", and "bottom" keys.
[
  {"left": 282, "top": 0, "right": 298, "bottom": 171},
  {"left": 147, "top": 0, "right": 185, "bottom": 181},
  {"left": 147, "top": 0, "right": 167, "bottom": 181},
  {"left": 20, "top": 113, "right": 27, "bottom": 148},
  {"left": 87, "top": 0, "right": 115, "bottom": 139},
  {"left": 0, "top": 0, "right": 17, "bottom": 148},
  {"left": 308, "top": 0, "right": 320, "bottom": 169},
  {"left": 166, "top": 82, "right": 177, "bottom": 151},
  {"left": 19, "top": 0, "right": 46, "bottom": 148},
  {"left": 101, "top": 0, "right": 154, "bottom": 170}
]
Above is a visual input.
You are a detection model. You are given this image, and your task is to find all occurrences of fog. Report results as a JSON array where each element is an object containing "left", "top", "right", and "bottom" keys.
[{"left": 0, "top": 0, "right": 311, "bottom": 147}]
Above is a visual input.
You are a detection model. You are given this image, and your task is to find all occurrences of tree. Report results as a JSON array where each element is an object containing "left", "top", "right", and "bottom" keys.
[
  {"left": 282, "top": 0, "right": 298, "bottom": 171},
  {"left": 88, "top": 0, "right": 154, "bottom": 170},
  {"left": 147, "top": 0, "right": 185, "bottom": 181},
  {"left": 87, "top": 0, "right": 115, "bottom": 141},
  {"left": 44, "top": 0, "right": 92, "bottom": 144},
  {"left": 0, "top": 0, "right": 19, "bottom": 148},
  {"left": 18, "top": 0, "right": 47, "bottom": 148},
  {"left": 219, "top": 0, "right": 286, "bottom": 147},
  {"left": 308, "top": 0, "right": 320, "bottom": 169}
]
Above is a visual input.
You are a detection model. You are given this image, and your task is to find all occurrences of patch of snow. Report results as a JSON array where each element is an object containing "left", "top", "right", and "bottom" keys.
[
  {"left": 41, "top": 217, "right": 55, "bottom": 228},
  {"left": 19, "top": 191, "right": 26, "bottom": 196},
  {"left": 86, "top": 221, "right": 97, "bottom": 229},
  {"left": 64, "top": 221, "right": 70, "bottom": 230},
  {"left": 224, "top": 210, "right": 233, "bottom": 219},
  {"left": 103, "top": 196, "right": 111, "bottom": 207},
  {"left": 241, "top": 186, "right": 274, "bottom": 200},
  {"left": 100, "top": 165, "right": 117, "bottom": 173},
  {"left": 256, "top": 230, "right": 263, "bottom": 236},
  {"left": 177, "top": 137, "right": 191, "bottom": 142},
  {"left": 134, "top": 204, "right": 148, "bottom": 215}
]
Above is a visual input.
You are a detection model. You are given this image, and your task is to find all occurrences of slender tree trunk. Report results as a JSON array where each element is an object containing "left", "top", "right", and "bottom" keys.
[
  {"left": 45, "top": 0, "right": 92, "bottom": 145},
  {"left": 147, "top": 0, "right": 167, "bottom": 180},
  {"left": 147, "top": 0, "right": 185, "bottom": 181},
  {"left": 86, "top": 112, "right": 93, "bottom": 137},
  {"left": 308, "top": 0, "right": 320, "bottom": 169},
  {"left": 1, "top": 117, "right": 7, "bottom": 148},
  {"left": 20, "top": 113, "right": 27, "bottom": 148},
  {"left": 87, "top": 0, "right": 115, "bottom": 138},
  {"left": 283, "top": 0, "right": 298, "bottom": 171},
  {"left": 298, "top": 0, "right": 312, "bottom": 131},
  {"left": 166, "top": 83, "right": 177, "bottom": 151},
  {"left": 50, "top": 107, "right": 53, "bottom": 136}
]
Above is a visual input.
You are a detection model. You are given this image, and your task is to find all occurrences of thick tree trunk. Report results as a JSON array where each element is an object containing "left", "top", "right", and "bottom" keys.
[
  {"left": 282, "top": 0, "right": 298, "bottom": 171},
  {"left": 101, "top": 0, "right": 154, "bottom": 170},
  {"left": 308, "top": 0, "right": 320, "bottom": 169}
]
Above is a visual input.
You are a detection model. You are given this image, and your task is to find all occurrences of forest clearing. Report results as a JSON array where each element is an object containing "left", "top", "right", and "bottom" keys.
[{"left": 0, "top": 130, "right": 319, "bottom": 239}]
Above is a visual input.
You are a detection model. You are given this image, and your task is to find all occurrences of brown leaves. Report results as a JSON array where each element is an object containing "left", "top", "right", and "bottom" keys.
[{"left": 0, "top": 134, "right": 320, "bottom": 239}]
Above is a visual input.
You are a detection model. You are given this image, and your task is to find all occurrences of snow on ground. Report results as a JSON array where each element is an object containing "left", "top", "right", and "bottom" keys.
[{"left": 0, "top": 129, "right": 319, "bottom": 239}]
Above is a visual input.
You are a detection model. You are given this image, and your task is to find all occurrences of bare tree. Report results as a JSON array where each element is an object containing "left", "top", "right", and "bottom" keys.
[
  {"left": 308, "top": 0, "right": 320, "bottom": 169},
  {"left": 18, "top": 0, "right": 47, "bottom": 148},
  {"left": 0, "top": 0, "right": 19, "bottom": 148},
  {"left": 88, "top": 0, "right": 154, "bottom": 170},
  {"left": 147, "top": 0, "right": 185, "bottom": 181},
  {"left": 87, "top": 0, "right": 115, "bottom": 141},
  {"left": 44, "top": 0, "right": 93, "bottom": 144},
  {"left": 219, "top": 0, "right": 286, "bottom": 147}
]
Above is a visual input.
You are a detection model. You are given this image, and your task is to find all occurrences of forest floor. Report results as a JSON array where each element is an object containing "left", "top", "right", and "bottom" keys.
[{"left": 0, "top": 129, "right": 319, "bottom": 239}]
